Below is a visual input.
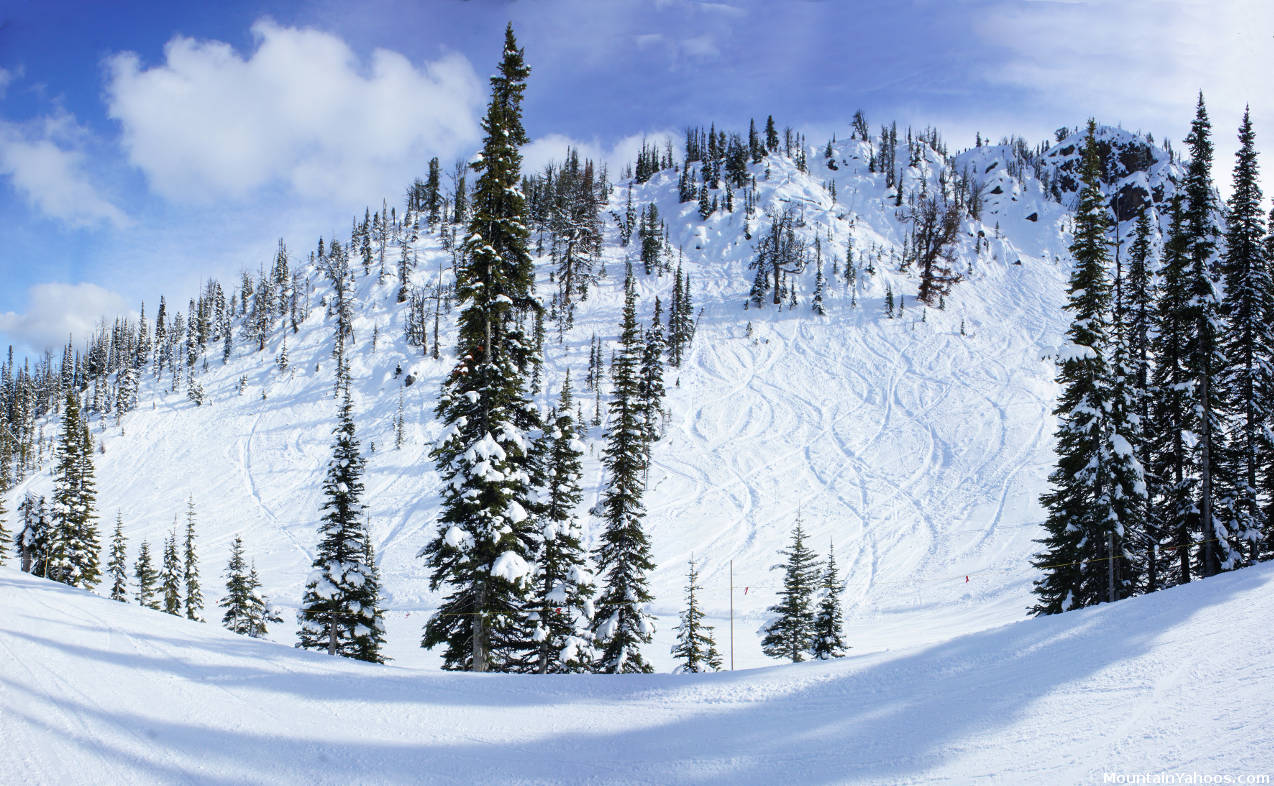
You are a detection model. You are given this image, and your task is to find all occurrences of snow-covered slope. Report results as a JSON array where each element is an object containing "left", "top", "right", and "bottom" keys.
[
  {"left": 4, "top": 562, "right": 1272, "bottom": 783},
  {"left": 6, "top": 125, "right": 1174, "bottom": 669}
]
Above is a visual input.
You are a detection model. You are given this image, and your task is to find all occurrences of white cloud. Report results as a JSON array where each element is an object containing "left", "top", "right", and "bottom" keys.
[
  {"left": 522, "top": 130, "right": 678, "bottom": 180},
  {"left": 976, "top": 0, "right": 1274, "bottom": 195},
  {"left": 0, "top": 117, "right": 130, "bottom": 229},
  {"left": 105, "top": 19, "right": 485, "bottom": 203},
  {"left": 0, "top": 67, "right": 13, "bottom": 98},
  {"left": 0, "top": 283, "right": 132, "bottom": 354}
]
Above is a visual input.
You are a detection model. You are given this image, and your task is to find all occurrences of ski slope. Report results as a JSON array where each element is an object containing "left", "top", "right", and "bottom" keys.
[
  {"left": 4, "top": 562, "right": 1272, "bottom": 783},
  {"left": 7, "top": 127, "right": 1149, "bottom": 670}
]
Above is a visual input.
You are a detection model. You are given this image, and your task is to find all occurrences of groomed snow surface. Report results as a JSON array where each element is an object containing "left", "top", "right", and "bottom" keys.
[{"left": 3, "top": 565, "right": 1273, "bottom": 784}]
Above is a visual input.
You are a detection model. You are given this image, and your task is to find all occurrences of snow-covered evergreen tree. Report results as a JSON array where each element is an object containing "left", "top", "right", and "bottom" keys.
[
  {"left": 1032, "top": 122, "right": 1143, "bottom": 615},
  {"left": 811, "top": 542, "right": 848, "bottom": 659},
  {"left": 530, "top": 374, "right": 595, "bottom": 673},
  {"left": 16, "top": 495, "right": 50, "bottom": 576},
  {"left": 297, "top": 388, "right": 384, "bottom": 662},
  {"left": 134, "top": 540, "right": 159, "bottom": 609},
  {"left": 161, "top": 529, "right": 182, "bottom": 616},
  {"left": 221, "top": 536, "right": 283, "bottom": 638},
  {"left": 1125, "top": 209, "right": 1163, "bottom": 591},
  {"left": 1149, "top": 197, "right": 1198, "bottom": 587},
  {"left": 183, "top": 496, "right": 204, "bottom": 621},
  {"left": 48, "top": 391, "right": 99, "bottom": 589},
  {"left": 421, "top": 24, "right": 541, "bottom": 673},
  {"left": 671, "top": 557, "right": 722, "bottom": 673},
  {"left": 108, "top": 514, "right": 128, "bottom": 602},
  {"left": 638, "top": 299, "right": 666, "bottom": 450},
  {"left": 592, "top": 274, "right": 657, "bottom": 673},
  {"left": 760, "top": 517, "right": 821, "bottom": 662},
  {"left": 1218, "top": 107, "right": 1271, "bottom": 566},
  {"left": 1181, "top": 96, "right": 1235, "bottom": 577}
]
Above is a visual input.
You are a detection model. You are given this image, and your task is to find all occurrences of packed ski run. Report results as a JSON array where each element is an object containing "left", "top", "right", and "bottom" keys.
[{"left": 4, "top": 558, "right": 1273, "bottom": 782}]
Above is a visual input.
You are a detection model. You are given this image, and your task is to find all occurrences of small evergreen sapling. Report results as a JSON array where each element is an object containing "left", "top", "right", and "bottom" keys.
[{"left": 671, "top": 557, "right": 722, "bottom": 673}]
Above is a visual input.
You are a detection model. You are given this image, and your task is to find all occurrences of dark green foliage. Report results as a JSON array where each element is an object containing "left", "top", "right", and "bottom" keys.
[
  {"left": 134, "top": 540, "right": 159, "bottom": 609},
  {"left": 1149, "top": 197, "right": 1198, "bottom": 587},
  {"left": 811, "top": 543, "right": 848, "bottom": 659},
  {"left": 671, "top": 557, "right": 722, "bottom": 673},
  {"left": 760, "top": 518, "right": 821, "bottom": 662},
  {"left": 421, "top": 24, "right": 541, "bottom": 673},
  {"left": 48, "top": 392, "right": 99, "bottom": 589},
  {"left": 592, "top": 275, "right": 656, "bottom": 673},
  {"left": 161, "top": 530, "right": 182, "bottom": 615},
  {"left": 183, "top": 496, "right": 204, "bottom": 621},
  {"left": 298, "top": 390, "right": 385, "bottom": 662},
  {"left": 108, "top": 514, "right": 128, "bottom": 602},
  {"left": 530, "top": 374, "right": 595, "bottom": 673},
  {"left": 1218, "top": 107, "right": 1271, "bottom": 565},
  {"left": 1032, "top": 122, "right": 1143, "bottom": 615},
  {"left": 221, "top": 535, "right": 282, "bottom": 638},
  {"left": 639, "top": 299, "right": 667, "bottom": 448},
  {"left": 1180, "top": 95, "right": 1234, "bottom": 576}
]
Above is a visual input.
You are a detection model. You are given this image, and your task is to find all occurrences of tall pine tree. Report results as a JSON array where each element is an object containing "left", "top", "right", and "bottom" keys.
[
  {"left": 421, "top": 24, "right": 541, "bottom": 673},
  {"left": 592, "top": 274, "right": 657, "bottom": 673},
  {"left": 48, "top": 391, "right": 99, "bottom": 589},
  {"left": 1181, "top": 95, "right": 1235, "bottom": 576},
  {"left": 134, "top": 540, "right": 159, "bottom": 609},
  {"left": 1218, "top": 107, "right": 1271, "bottom": 566},
  {"left": 530, "top": 374, "right": 595, "bottom": 673},
  {"left": 1032, "top": 122, "right": 1143, "bottom": 615}
]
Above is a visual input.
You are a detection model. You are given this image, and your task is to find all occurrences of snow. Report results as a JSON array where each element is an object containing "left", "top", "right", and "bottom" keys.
[
  {"left": 1, "top": 124, "right": 1186, "bottom": 679},
  {"left": 4, "top": 564, "right": 1274, "bottom": 782},
  {"left": 491, "top": 551, "right": 530, "bottom": 582}
]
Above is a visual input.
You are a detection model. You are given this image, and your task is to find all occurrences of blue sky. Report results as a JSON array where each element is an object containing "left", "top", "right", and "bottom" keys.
[{"left": 1, "top": 0, "right": 1270, "bottom": 358}]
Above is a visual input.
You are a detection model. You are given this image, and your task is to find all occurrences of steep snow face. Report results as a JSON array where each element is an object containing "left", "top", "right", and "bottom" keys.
[
  {"left": 7, "top": 124, "right": 1153, "bottom": 669},
  {"left": 4, "top": 562, "right": 1274, "bottom": 783}
]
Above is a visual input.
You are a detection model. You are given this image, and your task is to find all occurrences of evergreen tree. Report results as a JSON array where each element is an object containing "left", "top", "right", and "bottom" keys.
[
  {"left": 0, "top": 483, "right": 7, "bottom": 568},
  {"left": 355, "top": 538, "right": 389, "bottom": 663},
  {"left": 638, "top": 300, "right": 667, "bottom": 449},
  {"left": 183, "top": 496, "right": 204, "bottom": 621},
  {"left": 421, "top": 24, "right": 541, "bottom": 673},
  {"left": 1181, "top": 95, "right": 1235, "bottom": 576},
  {"left": 811, "top": 543, "right": 848, "bottom": 659},
  {"left": 15, "top": 496, "right": 50, "bottom": 576},
  {"left": 297, "top": 388, "right": 384, "bottom": 662},
  {"left": 108, "top": 514, "right": 128, "bottom": 602},
  {"left": 48, "top": 391, "right": 99, "bottom": 589},
  {"left": 760, "top": 517, "right": 821, "bottom": 662},
  {"left": 671, "top": 557, "right": 722, "bottom": 673},
  {"left": 531, "top": 374, "right": 595, "bottom": 673},
  {"left": 1125, "top": 209, "right": 1164, "bottom": 591},
  {"left": 134, "top": 540, "right": 159, "bottom": 609},
  {"left": 221, "top": 536, "right": 283, "bottom": 638},
  {"left": 1032, "top": 122, "right": 1143, "bottom": 615},
  {"left": 1149, "top": 197, "right": 1198, "bottom": 587},
  {"left": 221, "top": 535, "right": 252, "bottom": 633},
  {"left": 161, "top": 529, "right": 182, "bottom": 615},
  {"left": 1218, "top": 107, "right": 1271, "bottom": 565},
  {"left": 592, "top": 274, "right": 657, "bottom": 673},
  {"left": 246, "top": 563, "right": 282, "bottom": 638}
]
